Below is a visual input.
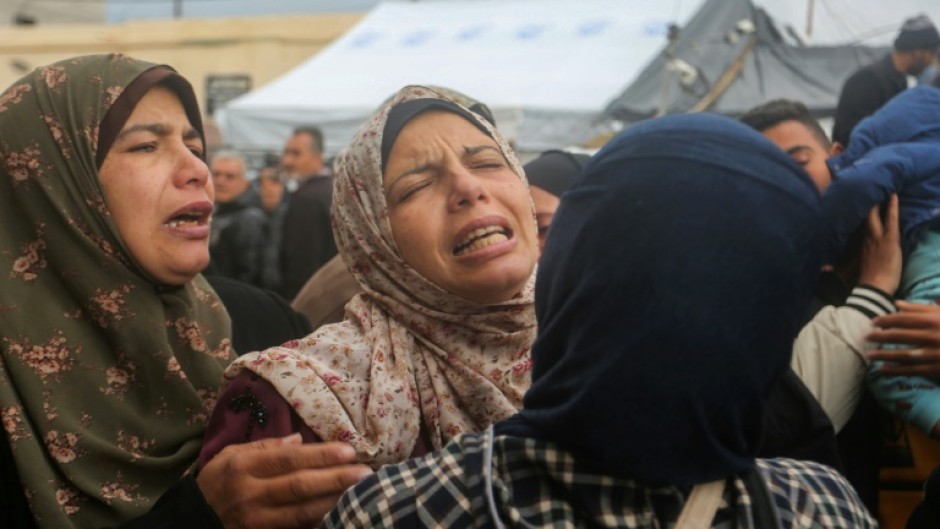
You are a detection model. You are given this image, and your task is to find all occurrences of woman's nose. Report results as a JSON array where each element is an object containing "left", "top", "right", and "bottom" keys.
[
  {"left": 177, "top": 147, "right": 210, "bottom": 189},
  {"left": 447, "top": 166, "right": 487, "bottom": 212}
]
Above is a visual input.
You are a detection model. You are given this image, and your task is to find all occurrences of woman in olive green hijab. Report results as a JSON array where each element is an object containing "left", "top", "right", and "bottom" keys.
[
  {"left": 0, "top": 53, "right": 235, "bottom": 528},
  {"left": 1, "top": 53, "right": 370, "bottom": 529}
]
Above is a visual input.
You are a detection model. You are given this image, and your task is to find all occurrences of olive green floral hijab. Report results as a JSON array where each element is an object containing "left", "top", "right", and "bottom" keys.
[{"left": 0, "top": 54, "right": 233, "bottom": 529}]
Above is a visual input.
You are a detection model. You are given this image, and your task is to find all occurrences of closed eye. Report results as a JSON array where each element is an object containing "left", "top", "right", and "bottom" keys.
[
  {"left": 129, "top": 143, "right": 157, "bottom": 153},
  {"left": 187, "top": 144, "right": 204, "bottom": 158},
  {"left": 398, "top": 180, "right": 432, "bottom": 202}
]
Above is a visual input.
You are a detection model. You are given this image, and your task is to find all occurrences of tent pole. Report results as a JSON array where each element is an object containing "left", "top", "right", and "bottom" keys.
[
  {"left": 689, "top": 34, "right": 756, "bottom": 113},
  {"left": 806, "top": 0, "right": 815, "bottom": 39},
  {"left": 657, "top": 23, "right": 681, "bottom": 116}
]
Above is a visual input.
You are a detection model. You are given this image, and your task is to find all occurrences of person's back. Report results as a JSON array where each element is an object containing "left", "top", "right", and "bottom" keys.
[
  {"left": 325, "top": 113, "right": 875, "bottom": 528},
  {"left": 329, "top": 430, "right": 862, "bottom": 528}
]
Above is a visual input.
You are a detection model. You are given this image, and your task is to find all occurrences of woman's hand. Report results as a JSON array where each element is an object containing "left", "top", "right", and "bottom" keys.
[
  {"left": 196, "top": 434, "right": 372, "bottom": 528},
  {"left": 867, "top": 301, "right": 940, "bottom": 381}
]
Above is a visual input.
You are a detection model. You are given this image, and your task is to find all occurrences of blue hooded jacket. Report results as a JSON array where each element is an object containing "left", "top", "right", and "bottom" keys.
[{"left": 824, "top": 86, "right": 940, "bottom": 260}]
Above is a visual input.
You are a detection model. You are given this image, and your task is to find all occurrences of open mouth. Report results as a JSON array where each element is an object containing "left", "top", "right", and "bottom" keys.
[
  {"left": 164, "top": 203, "right": 212, "bottom": 228},
  {"left": 165, "top": 214, "right": 206, "bottom": 228},
  {"left": 453, "top": 225, "right": 513, "bottom": 256}
]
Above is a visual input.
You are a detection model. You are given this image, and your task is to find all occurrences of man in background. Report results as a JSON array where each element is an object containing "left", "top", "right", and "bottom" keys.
[
  {"left": 279, "top": 126, "right": 337, "bottom": 300},
  {"left": 257, "top": 159, "right": 288, "bottom": 293},
  {"left": 206, "top": 151, "right": 268, "bottom": 286},
  {"left": 832, "top": 14, "right": 940, "bottom": 146}
]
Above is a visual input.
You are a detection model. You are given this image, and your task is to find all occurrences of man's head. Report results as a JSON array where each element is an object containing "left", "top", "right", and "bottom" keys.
[
  {"left": 739, "top": 99, "right": 841, "bottom": 192},
  {"left": 210, "top": 151, "right": 250, "bottom": 204},
  {"left": 281, "top": 126, "right": 324, "bottom": 180},
  {"left": 894, "top": 14, "right": 940, "bottom": 76}
]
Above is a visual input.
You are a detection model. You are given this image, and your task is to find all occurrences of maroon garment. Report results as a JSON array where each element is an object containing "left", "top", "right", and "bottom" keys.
[{"left": 200, "top": 371, "right": 432, "bottom": 467}]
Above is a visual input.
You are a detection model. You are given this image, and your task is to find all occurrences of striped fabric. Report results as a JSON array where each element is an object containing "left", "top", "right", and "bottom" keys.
[{"left": 845, "top": 285, "right": 896, "bottom": 319}]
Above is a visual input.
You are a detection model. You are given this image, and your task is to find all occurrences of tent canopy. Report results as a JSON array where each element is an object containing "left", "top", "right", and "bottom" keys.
[
  {"left": 601, "top": 0, "right": 888, "bottom": 124},
  {"left": 217, "top": 0, "right": 705, "bottom": 156},
  {"left": 219, "top": 0, "right": 940, "bottom": 155}
]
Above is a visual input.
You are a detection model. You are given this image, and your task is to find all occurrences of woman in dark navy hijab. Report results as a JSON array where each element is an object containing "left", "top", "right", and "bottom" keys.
[{"left": 324, "top": 114, "right": 876, "bottom": 528}]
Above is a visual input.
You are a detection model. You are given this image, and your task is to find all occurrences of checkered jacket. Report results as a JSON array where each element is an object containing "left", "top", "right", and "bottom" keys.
[{"left": 325, "top": 427, "right": 876, "bottom": 528}]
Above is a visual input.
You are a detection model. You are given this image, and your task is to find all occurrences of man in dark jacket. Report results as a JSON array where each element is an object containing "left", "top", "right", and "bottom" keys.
[
  {"left": 278, "top": 126, "right": 337, "bottom": 300},
  {"left": 206, "top": 151, "right": 268, "bottom": 286},
  {"left": 832, "top": 14, "right": 940, "bottom": 146}
]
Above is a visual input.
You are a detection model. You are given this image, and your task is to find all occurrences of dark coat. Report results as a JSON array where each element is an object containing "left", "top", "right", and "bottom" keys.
[
  {"left": 206, "top": 275, "right": 312, "bottom": 356},
  {"left": 832, "top": 54, "right": 908, "bottom": 147},
  {"left": 206, "top": 187, "right": 268, "bottom": 285},
  {"left": 280, "top": 175, "right": 337, "bottom": 300}
]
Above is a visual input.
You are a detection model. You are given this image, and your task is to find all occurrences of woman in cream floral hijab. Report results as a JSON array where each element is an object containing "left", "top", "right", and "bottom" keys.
[{"left": 203, "top": 85, "right": 539, "bottom": 468}]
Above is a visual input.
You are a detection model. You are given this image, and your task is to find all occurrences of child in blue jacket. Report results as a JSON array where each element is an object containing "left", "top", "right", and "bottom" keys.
[{"left": 824, "top": 86, "right": 940, "bottom": 436}]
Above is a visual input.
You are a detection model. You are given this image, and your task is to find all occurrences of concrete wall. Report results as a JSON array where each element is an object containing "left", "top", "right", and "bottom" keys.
[
  {"left": 0, "top": 13, "right": 362, "bottom": 147},
  {"left": 2, "top": 1, "right": 106, "bottom": 26}
]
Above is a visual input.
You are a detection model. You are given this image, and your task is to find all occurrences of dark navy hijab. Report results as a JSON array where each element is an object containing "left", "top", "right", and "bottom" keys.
[
  {"left": 524, "top": 149, "right": 593, "bottom": 197},
  {"left": 496, "top": 113, "right": 825, "bottom": 486}
]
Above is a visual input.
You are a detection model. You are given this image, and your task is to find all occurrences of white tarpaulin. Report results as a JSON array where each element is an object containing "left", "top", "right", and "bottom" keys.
[
  {"left": 216, "top": 0, "right": 705, "bottom": 155},
  {"left": 218, "top": 0, "right": 940, "bottom": 156}
]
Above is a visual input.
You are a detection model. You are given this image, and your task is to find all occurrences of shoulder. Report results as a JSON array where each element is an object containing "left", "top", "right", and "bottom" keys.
[
  {"left": 843, "top": 64, "right": 882, "bottom": 92},
  {"left": 756, "top": 458, "right": 876, "bottom": 527},
  {"left": 287, "top": 182, "right": 332, "bottom": 213},
  {"left": 324, "top": 433, "right": 488, "bottom": 528},
  {"left": 230, "top": 206, "right": 267, "bottom": 229}
]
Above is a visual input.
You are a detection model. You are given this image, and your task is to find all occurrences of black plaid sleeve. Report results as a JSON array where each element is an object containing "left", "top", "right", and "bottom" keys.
[
  {"left": 757, "top": 458, "right": 877, "bottom": 528},
  {"left": 323, "top": 433, "right": 489, "bottom": 528}
]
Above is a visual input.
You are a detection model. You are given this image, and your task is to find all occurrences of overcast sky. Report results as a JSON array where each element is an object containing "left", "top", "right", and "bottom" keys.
[{"left": 105, "top": 0, "right": 397, "bottom": 23}]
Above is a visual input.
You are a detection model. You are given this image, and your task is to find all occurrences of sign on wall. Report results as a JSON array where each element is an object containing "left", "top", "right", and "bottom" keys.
[{"left": 206, "top": 74, "right": 251, "bottom": 116}]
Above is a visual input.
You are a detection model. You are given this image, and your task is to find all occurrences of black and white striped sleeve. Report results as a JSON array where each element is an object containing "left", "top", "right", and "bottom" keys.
[{"left": 844, "top": 285, "right": 896, "bottom": 319}]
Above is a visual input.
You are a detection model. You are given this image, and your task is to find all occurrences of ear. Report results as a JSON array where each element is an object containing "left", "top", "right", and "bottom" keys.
[{"left": 828, "top": 142, "right": 844, "bottom": 156}]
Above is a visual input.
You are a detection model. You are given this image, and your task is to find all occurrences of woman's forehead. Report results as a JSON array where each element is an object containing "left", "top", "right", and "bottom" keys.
[{"left": 395, "top": 110, "right": 496, "bottom": 149}]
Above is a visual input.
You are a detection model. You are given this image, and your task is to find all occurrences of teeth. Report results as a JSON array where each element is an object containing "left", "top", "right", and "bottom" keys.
[
  {"left": 454, "top": 225, "right": 509, "bottom": 256},
  {"left": 166, "top": 218, "right": 201, "bottom": 228},
  {"left": 458, "top": 226, "right": 502, "bottom": 247}
]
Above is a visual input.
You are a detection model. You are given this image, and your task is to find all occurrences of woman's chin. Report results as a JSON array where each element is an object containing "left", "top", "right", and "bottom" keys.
[
  {"left": 455, "top": 262, "right": 535, "bottom": 305},
  {"left": 147, "top": 255, "right": 210, "bottom": 286}
]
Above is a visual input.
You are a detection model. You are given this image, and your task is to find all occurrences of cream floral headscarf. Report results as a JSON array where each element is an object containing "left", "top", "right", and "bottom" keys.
[
  {"left": 0, "top": 54, "right": 233, "bottom": 529},
  {"left": 225, "top": 85, "right": 537, "bottom": 466}
]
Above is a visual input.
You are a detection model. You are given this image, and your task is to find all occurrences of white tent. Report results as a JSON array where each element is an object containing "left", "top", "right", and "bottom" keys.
[
  {"left": 218, "top": 0, "right": 940, "bottom": 156},
  {"left": 216, "top": 0, "right": 705, "bottom": 156},
  {"left": 760, "top": 0, "right": 940, "bottom": 47}
]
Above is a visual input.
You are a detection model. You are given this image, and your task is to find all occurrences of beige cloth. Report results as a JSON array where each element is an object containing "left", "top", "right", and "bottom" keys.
[
  {"left": 791, "top": 286, "right": 895, "bottom": 432},
  {"left": 291, "top": 254, "right": 362, "bottom": 330}
]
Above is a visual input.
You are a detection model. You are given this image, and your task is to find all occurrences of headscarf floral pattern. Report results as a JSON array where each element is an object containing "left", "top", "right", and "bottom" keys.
[
  {"left": 224, "top": 85, "right": 537, "bottom": 466},
  {"left": 0, "top": 54, "right": 233, "bottom": 529}
]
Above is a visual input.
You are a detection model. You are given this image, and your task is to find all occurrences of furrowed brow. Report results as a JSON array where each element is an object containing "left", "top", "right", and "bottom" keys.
[
  {"left": 115, "top": 123, "right": 170, "bottom": 140},
  {"left": 115, "top": 123, "right": 202, "bottom": 143},
  {"left": 183, "top": 127, "right": 203, "bottom": 142},
  {"left": 463, "top": 145, "right": 501, "bottom": 157}
]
